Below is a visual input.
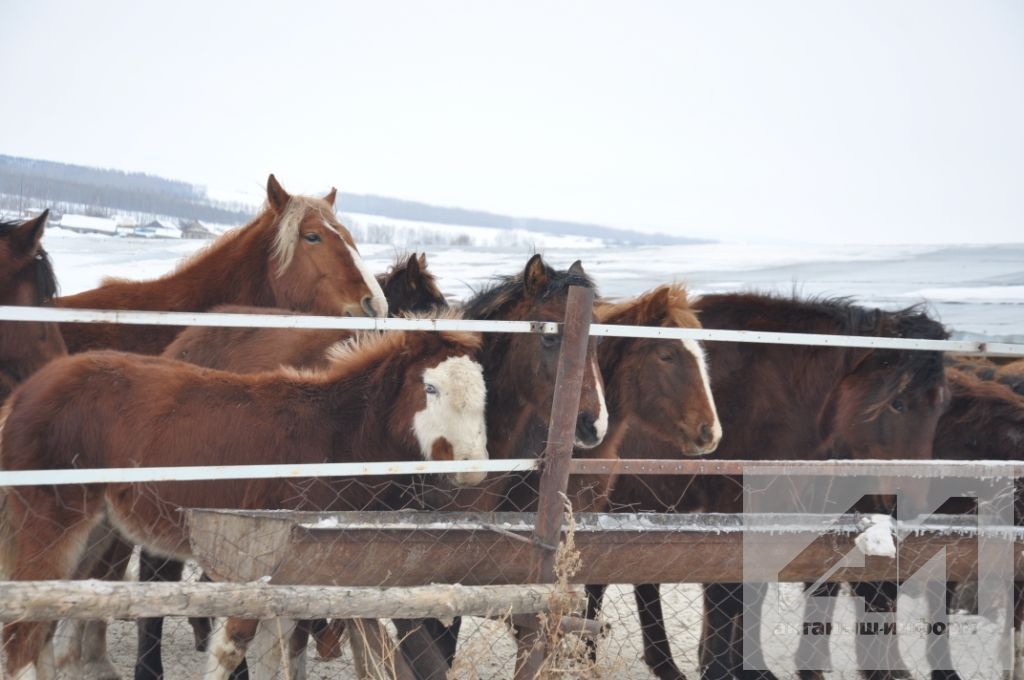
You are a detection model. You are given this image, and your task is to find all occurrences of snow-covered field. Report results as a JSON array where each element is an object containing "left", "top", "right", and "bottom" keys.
[{"left": 43, "top": 227, "right": 1024, "bottom": 342}]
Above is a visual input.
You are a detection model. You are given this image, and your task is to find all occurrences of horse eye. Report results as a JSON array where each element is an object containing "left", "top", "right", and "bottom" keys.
[
  {"left": 303, "top": 233, "right": 322, "bottom": 243},
  {"left": 541, "top": 334, "right": 558, "bottom": 349},
  {"left": 890, "top": 398, "right": 906, "bottom": 414},
  {"left": 424, "top": 383, "right": 439, "bottom": 396},
  {"left": 658, "top": 353, "right": 674, "bottom": 362}
]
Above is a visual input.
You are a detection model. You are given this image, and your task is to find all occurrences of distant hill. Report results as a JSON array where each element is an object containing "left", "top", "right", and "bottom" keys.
[{"left": 0, "top": 154, "right": 705, "bottom": 245}]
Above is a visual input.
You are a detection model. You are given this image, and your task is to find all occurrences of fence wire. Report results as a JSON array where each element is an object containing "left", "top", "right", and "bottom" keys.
[{"left": 2, "top": 468, "right": 1018, "bottom": 679}]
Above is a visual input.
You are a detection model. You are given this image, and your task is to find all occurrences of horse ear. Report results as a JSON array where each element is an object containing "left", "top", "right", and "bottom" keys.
[
  {"left": 405, "top": 253, "right": 421, "bottom": 286},
  {"left": 523, "top": 254, "right": 549, "bottom": 297},
  {"left": 323, "top": 187, "right": 337, "bottom": 207},
  {"left": 12, "top": 210, "right": 48, "bottom": 253},
  {"left": 645, "top": 286, "right": 672, "bottom": 324},
  {"left": 568, "top": 260, "right": 585, "bottom": 277},
  {"left": 267, "top": 174, "right": 291, "bottom": 212},
  {"left": 418, "top": 253, "right": 428, "bottom": 269}
]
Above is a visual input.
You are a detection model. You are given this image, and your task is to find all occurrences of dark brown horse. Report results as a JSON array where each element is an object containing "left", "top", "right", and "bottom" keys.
[
  {"left": 0, "top": 211, "right": 65, "bottom": 402},
  {"left": 393, "top": 255, "right": 609, "bottom": 678},
  {"left": 586, "top": 293, "right": 949, "bottom": 680},
  {"left": 132, "top": 251, "right": 448, "bottom": 680},
  {"left": 55, "top": 174, "right": 387, "bottom": 356},
  {"left": 0, "top": 324, "right": 488, "bottom": 679}
]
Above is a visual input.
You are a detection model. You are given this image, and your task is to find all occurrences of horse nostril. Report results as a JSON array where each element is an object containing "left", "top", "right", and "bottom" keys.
[
  {"left": 696, "top": 422, "right": 713, "bottom": 446},
  {"left": 576, "top": 413, "right": 597, "bottom": 443},
  {"left": 360, "top": 296, "right": 376, "bottom": 317}
]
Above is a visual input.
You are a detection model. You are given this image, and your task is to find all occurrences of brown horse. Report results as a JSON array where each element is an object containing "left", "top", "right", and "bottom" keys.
[
  {"left": 567, "top": 284, "right": 722, "bottom": 514},
  {"left": 392, "top": 255, "right": 609, "bottom": 677},
  {"left": 55, "top": 174, "right": 387, "bottom": 356},
  {"left": 913, "top": 368, "right": 1024, "bottom": 680},
  {"left": 0, "top": 323, "right": 488, "bottom": 679},
  {"left": 584, "top": 293, "right": 949, "bottom": 680},
  {"left": 132, "top": 251, "right": 448, "bottom": 680},
  {"left": 163, "top": 252, "right": 446, "bottom": 374},
  {"left": 0, "top": 211, "right": 66, "bottom": 402}
]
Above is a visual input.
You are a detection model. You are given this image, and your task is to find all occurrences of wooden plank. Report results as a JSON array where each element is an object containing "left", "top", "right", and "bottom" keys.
[
  {"left": 187, "top": 510, "right": 1024, "bottom": 586},
  {"left": 0, "top": 582, "right": 561, "bottom": 622}
]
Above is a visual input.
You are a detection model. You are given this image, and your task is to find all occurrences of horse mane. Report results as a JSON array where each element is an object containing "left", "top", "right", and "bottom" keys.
[
  {"left": 597, "top": 284, "right": 699, "bottom": 328},
  {"left": 945, "top": 368, "right": 1024, "bottom": 433},
  {"left": 314, "top": 309, "right": 481, "bottom": 379},
  {"left": 463, "top": 258, "right": 597, "bottom": 320},
  {"left": 0, "top": 218, "right": 58, "bottom": 304},
  {"left": 162, "top": 194, "right": 335, "bottom": 281}
]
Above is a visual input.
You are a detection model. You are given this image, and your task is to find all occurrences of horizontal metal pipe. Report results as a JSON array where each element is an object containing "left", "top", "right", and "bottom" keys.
[
  {"left": 1, "top": 305, "right": 1021, "bottom": 356},
  {"left": 1, "top": 458, "right": 1019, "bottom": 487}
]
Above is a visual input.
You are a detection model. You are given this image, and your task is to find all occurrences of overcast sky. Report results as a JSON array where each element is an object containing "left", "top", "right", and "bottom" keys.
[{"left": 2, "top": 1, "right": 1022, "bottom": 243}]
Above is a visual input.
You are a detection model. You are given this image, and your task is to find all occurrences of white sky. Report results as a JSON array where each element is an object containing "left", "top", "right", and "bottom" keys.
[{"left": 2, "top": 1, "right": 1022, "bottom": 244}]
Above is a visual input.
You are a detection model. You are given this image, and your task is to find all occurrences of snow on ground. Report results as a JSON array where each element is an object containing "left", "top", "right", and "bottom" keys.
[{"left": 41, "top": 230, "right": 1024, "bottom": 342}]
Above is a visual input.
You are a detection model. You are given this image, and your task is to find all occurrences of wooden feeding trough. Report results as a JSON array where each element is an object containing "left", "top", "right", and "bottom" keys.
[{"left": 186, "top": 509, "right": 1024, "bottom": 586}]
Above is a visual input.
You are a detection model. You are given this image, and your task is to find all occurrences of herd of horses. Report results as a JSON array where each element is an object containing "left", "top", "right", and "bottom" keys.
[{"left": 0, "top": 175, "right": 1022, "bottom": 680}]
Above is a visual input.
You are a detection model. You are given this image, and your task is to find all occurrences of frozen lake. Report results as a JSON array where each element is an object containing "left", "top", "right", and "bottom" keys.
[{"left": 43, "top": 231, "right": 1024, "bottom": 343}]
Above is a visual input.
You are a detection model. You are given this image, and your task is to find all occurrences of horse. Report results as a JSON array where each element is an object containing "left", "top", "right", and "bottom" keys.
[
  {"left": 566, "top": 283, "right": 722, "bottom": 514},
  {"left": 55, "top": 174, "right": 388, "bottom": 356},
  {"left": 131, "top": 251, "right": 448, "bottom": 680},
  {"left": 392, "top": 255, "right": 609, "bottom": 678},
  {"left": 585, "top": 293, "right": 949, "bottom": 680},
  {"left": 905, "top": 368, "right": 1024, "bottom": 680},
  {"left": 0, "top": 322, "right": 488, "bottom": 680},
  {"left": 49, "top": 176, "right": 392, "bottom": 680},
  {"left": 0, "top": 211, "right": 66, "bottom": 403}
]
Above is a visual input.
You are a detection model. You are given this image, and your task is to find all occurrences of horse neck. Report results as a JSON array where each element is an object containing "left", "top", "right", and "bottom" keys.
[
  {"left": 707, "top": 330, "right": 859, "bottom": 461},
  {"left": 324, "top": 352, "right": 411, "bottom": 462},
  {"left": 480, "top": 344, "right": 546, "bottom": 460},
  {"left": 62, "top": 216, "right": 277, "bottom": 313},
  {"left": 0, "top": 321, "right": 66, "bottom": 387}
]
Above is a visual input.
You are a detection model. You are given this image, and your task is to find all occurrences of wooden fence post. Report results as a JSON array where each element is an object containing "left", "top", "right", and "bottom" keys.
[{"left": 516, "top": 284, "right": 595, "bottom": 678}]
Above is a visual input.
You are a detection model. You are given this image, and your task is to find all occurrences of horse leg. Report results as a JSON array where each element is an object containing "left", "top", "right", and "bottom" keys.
[
  {"left": 584, "top": 584, "right": 606, "bottom": 663},
  {"left": 247, "top": 619, "right": 297, "bottom": 680},
  {"left": 347, "top": 619, "right": 412, "bottom": 680},
  {"left": 205, "top": 618, "right": 259, "bottom": 680},
  {"left": 634, "top": 583, "right": 686, "bottom": 680},
  {"left": 1013, "top": 581, "right": 1024, "bottom": 680},
  {"left": 310, "top": 619, "right": 346, "bottom": 661},
  {"left": 3, "top": 488, "right": 104, "bottom": 679},
  {"left": 190, "top": 571, "right": 215, "bottom": 651},
  {"left": 134, "top": 551, "right": 185, "bottom": 680},
  {"left": 392, "top": 619, "right": 453, "bottom": 679},
  {"left": 736, "top": 582, "right": 778, "bottom": 680},
  {"left": 852, "top": 581, "right": 909, "bottom": 680},
  {"left": 924, "top": 576, "right": 960, "bottom": 680},
  {"left": 700, "top": 583, "right": 739, "bottom": 680},
  {"left": 796, "top": 582, "right": 839, "bottom": 680}
]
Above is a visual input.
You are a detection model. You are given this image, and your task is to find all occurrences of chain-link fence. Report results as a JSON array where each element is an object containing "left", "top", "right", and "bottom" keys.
[{"left": 2, "top": 304, "right": 1023, "bottom": 679}]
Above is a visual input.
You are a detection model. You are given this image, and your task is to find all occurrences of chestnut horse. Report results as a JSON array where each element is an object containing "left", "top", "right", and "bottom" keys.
[
  {"left": 0, "top": 324, "right": 488, "bottom": 680},
  {"left": 50, "top": 176, "right": 390, "bottom": 680},
  {"left": 586, "top": 293, "right": 949, "bottom": 680},
  {"left": 568, "top": 283, "right": 722, "bottom": 514},
  {"left": 392, "top": 255, "right": 609, "bottom": 677},
  {"left": 0, "top": 211, "right": 66, "bottom": 403},
  {"left": 132, "top": 252, "right": 448, "bottom": 680},
  {"left": 55, "top": 174, "right": 387, "bottom": 356}
]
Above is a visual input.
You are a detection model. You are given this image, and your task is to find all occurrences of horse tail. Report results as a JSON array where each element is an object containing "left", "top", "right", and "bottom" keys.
[{"left": 0, "top": 399, "right": 14, "bottom": 579}]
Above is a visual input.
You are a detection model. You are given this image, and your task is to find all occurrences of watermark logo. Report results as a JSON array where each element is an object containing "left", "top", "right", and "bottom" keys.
[{"left": 741, "top": 468, "right": 1014, "bottom": 673}]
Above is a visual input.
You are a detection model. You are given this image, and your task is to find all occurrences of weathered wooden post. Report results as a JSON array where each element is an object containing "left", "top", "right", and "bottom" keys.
[{"left": 515, "top": 284, "right": 595, "bottom": 679}]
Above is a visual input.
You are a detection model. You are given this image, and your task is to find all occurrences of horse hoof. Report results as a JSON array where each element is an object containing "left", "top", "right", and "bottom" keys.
[
  {"left": 931, "top": 672, "right": 962, "bottom": 680},
  {"left": 81, "top": 660, "right": 122, "bottom": 680},
  {"left": 798, "top": 672, "right": 826, "bottom": 680}
]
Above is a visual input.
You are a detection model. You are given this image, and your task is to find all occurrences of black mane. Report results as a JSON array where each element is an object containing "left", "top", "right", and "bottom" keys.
[
  {"left": 463, "top": 257, "right": 597, "bottom": 320},
  {"left": 1, "top": 217, "right": 59, "bottom": 303}
]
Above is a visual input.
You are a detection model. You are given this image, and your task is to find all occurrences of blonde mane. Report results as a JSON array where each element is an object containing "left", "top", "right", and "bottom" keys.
[{"left": 271, "top": 195, "right": 339, "bottom": 274}]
